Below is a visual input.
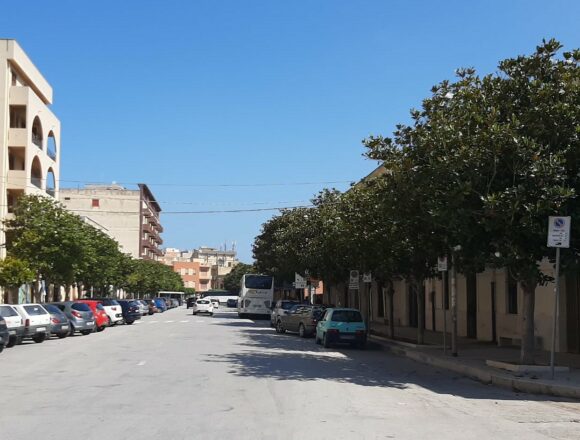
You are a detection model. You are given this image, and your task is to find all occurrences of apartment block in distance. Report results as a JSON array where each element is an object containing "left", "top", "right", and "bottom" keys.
[
  {"left": 0, "top": 40, "right": 61, "bottom": 259},
  {"left": 162, "top": 246, "right": 239, "bottom": 292},
  {"left": 60, "top": 183, "right": 163, "bottom": 260}
]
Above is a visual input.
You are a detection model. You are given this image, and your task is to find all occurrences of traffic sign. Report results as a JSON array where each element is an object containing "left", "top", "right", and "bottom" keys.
[
  {"left": 437, "top": 256, "right": 448, "bottom": 272},
  {"left": 363, "top": 272, "right": 372, "bottom": 283},
  {"left": 349, "top": 270, "right": 359, "bottom": 290},
  {"left": 547, "top": 216, "right": 571, "bottom": 248},
  {"left": 294, "top": 273, "right": 307, "bottom": 289}
]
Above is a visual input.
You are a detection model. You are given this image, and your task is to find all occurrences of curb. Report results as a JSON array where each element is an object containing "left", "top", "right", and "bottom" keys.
[{"left": 371, "top": 336, "right": 580, "bottom": 400}]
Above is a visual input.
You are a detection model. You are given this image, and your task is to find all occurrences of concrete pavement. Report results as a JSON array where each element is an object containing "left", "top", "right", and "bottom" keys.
[{"left": 1, "top": 307, "right": 579, "bottom": 439}]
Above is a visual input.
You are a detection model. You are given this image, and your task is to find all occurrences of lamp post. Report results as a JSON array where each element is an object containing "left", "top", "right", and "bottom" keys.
[{"left": 451, "top": 245, "right": 461, "bottom": 357}]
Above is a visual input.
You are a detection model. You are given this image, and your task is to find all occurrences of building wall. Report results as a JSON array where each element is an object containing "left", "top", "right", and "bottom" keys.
[{"left": 60, "top": 187, "right": 141, "bottom": 257}]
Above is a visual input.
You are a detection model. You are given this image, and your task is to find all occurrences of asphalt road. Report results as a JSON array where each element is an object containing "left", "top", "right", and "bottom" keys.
[{"left": 1, "top": 307, "right": 579, "bottom": 440}]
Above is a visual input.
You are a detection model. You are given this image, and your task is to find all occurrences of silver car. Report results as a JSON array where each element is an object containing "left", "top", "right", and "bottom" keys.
[{"left": 50, "top": 302, "right": 95, "bottom": 335}]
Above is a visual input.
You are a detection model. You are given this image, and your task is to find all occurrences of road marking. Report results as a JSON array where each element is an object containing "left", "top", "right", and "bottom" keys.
[
  {"left": 180, "top": 320, "right": 189, "bottom": 323},
  {"left": 196, "top": 320, "right": 206, "bottom": 323},
  {"left": 134, "top": 321, "right": 142, "bottom": 324},
  {"left": 137, "top": 361, "right": 146, "bottom": 366},
  {"left": 164, "top": 320, "right": 174, "bottom": 323},
  {"left": 148, "top": 321, "right": 158, "bottom": 324}
]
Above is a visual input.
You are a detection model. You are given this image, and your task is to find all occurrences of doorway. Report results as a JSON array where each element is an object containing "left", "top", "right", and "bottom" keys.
[{"left": 466, "top": 274, "right": 477, "bottom": 339}]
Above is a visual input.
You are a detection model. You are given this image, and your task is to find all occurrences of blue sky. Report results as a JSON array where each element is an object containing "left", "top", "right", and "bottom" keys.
[{"left": 2, "top": 1, "right": 579, "bottom": 262}]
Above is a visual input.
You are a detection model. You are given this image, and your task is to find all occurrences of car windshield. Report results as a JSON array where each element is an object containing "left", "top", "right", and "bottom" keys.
[
  {"left": 96, "top": 304, "right": 105, "bottom": 310},
  {"left": 44, "top": 304, "right": 63, "bottom": 314},
  {"left": 23, "top": 305, "right": 47, "bottom": 315},
  {"left": 331, "top": 310, "right": 363, "bottom": 323},
  {"left": 197, "top": 300, "right": 209, "bottom": 304},
  {"left": 244, "top": 275, "right": 272, "bottom": 290},
  {"left": 72, "top": 303, "right": 91, "bottom": 312},
  {"left": 281, "top": 302, "right": 297, "bottom": 310},
  {"left": 103, "top": 299, "right": 120, "bottom": 306},
  {"left": 0, "top": 306, "right": 19, "bottom": 317}
]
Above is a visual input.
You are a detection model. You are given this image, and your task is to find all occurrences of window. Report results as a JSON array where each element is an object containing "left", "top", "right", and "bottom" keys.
[
  {"left": 180, "top": 268, "right": 186, "bottom": 275},
  {"left": 92, "top": 199, "right": 99, "bottom": 208},
  {"left": 188, "top": 268, "right": 194, "bottom": 275},
  {"left": 331, "top": 310, "right": 363, "bottom": 322},
  {"left": 507, "top": 277, "right": 518, "bottom": 314},
  {"left": 378, "top": 287, "right": 385, "bottom": 317},
  {"left": 23, "top": 305, "right": 48, "bottom": 315}
]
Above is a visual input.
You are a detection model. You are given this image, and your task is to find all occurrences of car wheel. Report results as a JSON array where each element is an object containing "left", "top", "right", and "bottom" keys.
[
  {"left": 81, "top": 330, "right": 91, "bottom": 336},
  {"left": 32, "top": 333, "right": 46, "bottom": 344},
  {"left": 192, "top": 312, "right": 197, "bottom": 315},
  {"left": 0, "top": 344, "right": 4, "bottom": 353},
  {"left": 323, "top": 333, "right": 331, "bottom": 348},
  {"left": 276, "top": 320, "right": 285, "bottom": 334},
  {"left": 6, "top": 335, "right": 16, "bottom": 348},
  {"left": 126, "top": 320, "right": 134, "bottom": 325},
  {"left": 210, "top": 313, "right": 214, "bottom": 316},
  {"left": 57, "top": 332, "right": 68, "bottom": 339},
  {"left": 299, "top": 324, "right": 306, "bottom": 338},
  {"left": 107, "top": 316, "right": 112, "bottom": 326}
]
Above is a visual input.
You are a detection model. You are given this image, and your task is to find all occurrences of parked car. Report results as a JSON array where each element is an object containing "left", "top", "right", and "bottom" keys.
[
  {"left": 186, "top": 297, "right": 197, "bottom": 309},
  {"left": 226, "top": 298, "right": 238, "bottom": 308},
  {"left": 77, "top": 300, "right": 109, "bottom": 331},
  {"left": 43, "top": 304, "right": 70, "bottom": 339},
  {"left": 270, "top": 300, "right": 300, "bottom": 327},
  {"left": 117, "top": 300, "right": 142, "bottom": 324},
  {"left": 153, "top": 298, "right": 167, "bottom": 313},
  {"left": 164, "top": 298, "right": 173, "bottom": 309},
  {"left": 171, "top": 299, "right": 179, "bottom": 308},
  {"left": 12, "top": 304, "right": 51, "bottom": 343},
  {"left": 275, "top": 304, "right": 324, "bottom": 338},
  {"left": 211, "top": 300, "right": 219, "bottom": 310},
  {"left": 50, "top": 302, "right": 95, "bottom": 335},
  {"left": 0, "top": 305, "right": 25, "bottom": 347},
  {"left": 315, "top": 308, "right": 367, "bottom": 349},
  {"left": 146, "top": 300, "right": 157, "bottom": 315},
  {"left": 0, "top": 316, "right": 9, "bottom": 353},
  {"left": 133, "top": 300, "right": 148, "bottom": 316},
  {"left": 95, "top": 298, "right": 123, "bottom": 325},
  {"left": 192, "top": 299, "right": 214, "bottom": 316}
]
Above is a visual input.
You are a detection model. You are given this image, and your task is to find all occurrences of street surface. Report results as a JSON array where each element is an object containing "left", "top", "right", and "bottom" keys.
[{"left": 1, "top": 307, "right": 579, "bottom": 440}]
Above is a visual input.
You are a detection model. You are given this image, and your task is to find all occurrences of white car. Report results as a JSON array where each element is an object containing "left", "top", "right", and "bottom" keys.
[
  {"left": 98, "top": 299, "right": 124, "bottom": 325},
  {"left": 0, "top": 305, "right": 25, "bottom": 347},
  {"left": 211, "top": 300, "right": 219, "bottom": 310},
  {"left": 192, "top": 299, "right": 214, "bottom": 316},
  {"left": 12, "top": 304, "right": 51, "bottom": 343}
]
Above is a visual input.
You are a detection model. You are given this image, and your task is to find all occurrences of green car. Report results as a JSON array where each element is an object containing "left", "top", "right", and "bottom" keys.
[{"left": 315, "top": 308, "right": 367, "bottom": 349}]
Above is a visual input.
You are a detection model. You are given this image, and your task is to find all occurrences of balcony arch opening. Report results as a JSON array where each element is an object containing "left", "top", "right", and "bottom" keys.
[
  {"left": 31, "top": 156, "right": 42, "bottom": 189},
  {"left": 47, "top": 131, "right": 57, "bottom": 160},
  {"left": 31, "top": 116, "right": 43, "bottom": 148},
  {"left": 46, "top": 168, "right": 56, "bottom": 197}
]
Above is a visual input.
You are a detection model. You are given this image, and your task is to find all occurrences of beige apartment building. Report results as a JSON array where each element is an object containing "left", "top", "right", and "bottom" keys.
[
  {"left": 163, "top": 246, "right": 239, "bottom": 292},
  {"left": 0, "top": 39, "right": 60, "bottom": 259},
  {"left": 60, "top": 183, "right": 163, "bottom": 260}
]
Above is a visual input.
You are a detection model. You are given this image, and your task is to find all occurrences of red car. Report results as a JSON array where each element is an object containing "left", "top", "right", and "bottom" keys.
[{"left": 76, "top": 300, "right": 108, "bottom": 332}]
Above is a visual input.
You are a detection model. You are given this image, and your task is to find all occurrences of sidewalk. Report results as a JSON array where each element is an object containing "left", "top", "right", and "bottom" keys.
[{"left": 369, "top": 326, "right": 580, "bottom": 400}]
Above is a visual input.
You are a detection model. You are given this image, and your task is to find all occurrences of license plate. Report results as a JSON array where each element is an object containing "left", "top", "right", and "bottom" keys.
[
  {"left": 8, "top": 330, "right": 15, "bottom": 335},
  {"left": 87, "top": 322, "right": 94, "bottom": 326},
  {"left": 62, "top": 325, "right": 69, "bottom": 329},
  {"left": 341, "top": 335, "right": 355, "bottom": 340},
  {"left": 36, "top": 327, "right": 46, "bottom": 332}
]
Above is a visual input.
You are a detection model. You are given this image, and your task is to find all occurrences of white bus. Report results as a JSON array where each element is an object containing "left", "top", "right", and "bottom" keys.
[
  {"left": 201, "top": 290, "right": 238, "bottom": 306},
  {"left": 238, "top": 274, "right": 274, "bottom": 318}
]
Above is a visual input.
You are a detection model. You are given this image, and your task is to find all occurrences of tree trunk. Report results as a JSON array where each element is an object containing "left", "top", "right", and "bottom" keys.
[
  {"left": 520, "top": 279, "right": 537, "bottom": 365},
  {"left": 387, "top": 280, "right": 395, "bottom": 339},
  {"left": 416, "top": 279, "right": 425, "bottom": 345}
]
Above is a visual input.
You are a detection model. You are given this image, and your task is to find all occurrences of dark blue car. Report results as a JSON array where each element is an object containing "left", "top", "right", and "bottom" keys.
[
  {"left": 117, "top": 300, "right": 142, "bottom": 325},
  {"left": 154, "top": 298, "right": 167, "bottom": 313}
]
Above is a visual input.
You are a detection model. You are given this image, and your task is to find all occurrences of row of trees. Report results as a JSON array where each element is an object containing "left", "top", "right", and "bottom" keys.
[
  {"left": 253, "top": 40, "right": 580, "bottom": 364},
  {"left": 0, "top": 195, "right": 183, "bottom": 301}
]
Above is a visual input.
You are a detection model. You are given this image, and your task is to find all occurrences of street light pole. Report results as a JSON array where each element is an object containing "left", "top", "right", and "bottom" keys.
[{"left": 451, "top": 246, "right": 461, "bottom": 357}]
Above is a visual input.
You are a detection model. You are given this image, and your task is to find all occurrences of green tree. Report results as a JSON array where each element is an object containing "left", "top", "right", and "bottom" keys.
[
  {"left": 0, "top": 257, "right": 35, "bottom": 302},
  {"left": 223, "top": 263, "right": 254, "bottom": 293}
]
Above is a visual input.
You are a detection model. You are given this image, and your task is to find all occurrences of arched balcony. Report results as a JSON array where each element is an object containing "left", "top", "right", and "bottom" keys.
[
  {"left": 31, "top": 116, "right": 43, "bottom": 149},
  {"left": 46, "top": 168, "right": 56, "bottom": 197},
  {"left": 47, "top": 131, "right": 57, "bottom": 160},
  {"left": 31, "top": 156, "right": 42, "bottom": 189}
]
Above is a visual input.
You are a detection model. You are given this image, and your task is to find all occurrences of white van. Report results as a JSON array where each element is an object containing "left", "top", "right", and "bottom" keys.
[{"left": 12, "top": 304, "right": 51, "bottom": 343}]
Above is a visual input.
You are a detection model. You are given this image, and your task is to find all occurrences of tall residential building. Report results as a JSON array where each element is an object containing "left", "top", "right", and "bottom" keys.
[
  {"left": 162, "top": 246, "right": 239, "bottom": 292},
  {"left": 60, "top": 183, "right": 163, "bottom": 260},
  {"left": 0, "top": 40, "right": 61, "bottom": 258}
]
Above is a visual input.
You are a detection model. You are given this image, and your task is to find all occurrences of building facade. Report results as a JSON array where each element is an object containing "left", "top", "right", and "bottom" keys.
[
  {"left": 0, "top": 39, "right": 60, "bottom": 259},
  {"left": 162, "top": 246, "right": 239, "bottom": 292},
  {"left": 60, "top": 183, "right": 163, "bottom": 260}
]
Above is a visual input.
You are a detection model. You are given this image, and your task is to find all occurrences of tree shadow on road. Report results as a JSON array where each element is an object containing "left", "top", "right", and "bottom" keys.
[{"left": 207, "top": 319, "right": 580, "bottom": 403}]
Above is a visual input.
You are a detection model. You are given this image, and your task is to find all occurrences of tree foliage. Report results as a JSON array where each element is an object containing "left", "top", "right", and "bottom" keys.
[
  {"left": 253, "top": 40, "right": 580, "bottom": 363},
  {"left": 223, "top": 262, "right": 254, "bottom": 293}
]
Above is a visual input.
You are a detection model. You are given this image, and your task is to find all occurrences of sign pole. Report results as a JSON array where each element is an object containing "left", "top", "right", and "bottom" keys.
[
  {"left": 550, "top": 247, "right": 561, "bottom": 379},
  {"left": 451, "top": 252, "right": 458, "bottom": 357}
]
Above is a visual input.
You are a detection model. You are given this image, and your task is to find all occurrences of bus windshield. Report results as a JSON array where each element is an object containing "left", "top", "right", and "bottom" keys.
[{"left": 244, "top": 275, "right": 273, "bottom": 290}]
